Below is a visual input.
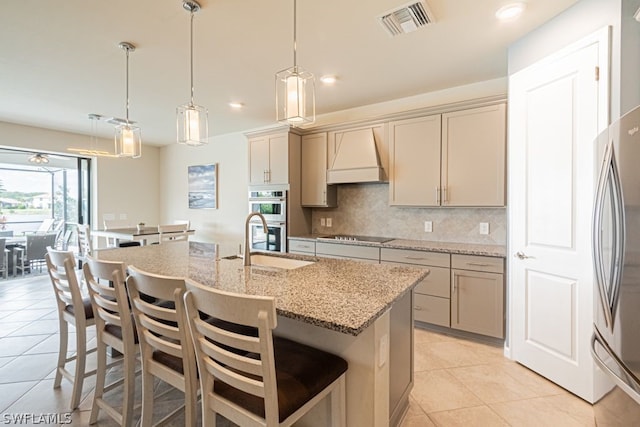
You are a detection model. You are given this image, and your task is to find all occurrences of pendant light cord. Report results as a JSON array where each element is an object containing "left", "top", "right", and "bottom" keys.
[
  {"left": 125, "top": 47, "right": 130, "bottom": 123},
  {"left": 293, "top": 0, "right": 297, "bottom": 69},
  {"left": 190, "top": 11, "right": 195, "bottom": 106}
]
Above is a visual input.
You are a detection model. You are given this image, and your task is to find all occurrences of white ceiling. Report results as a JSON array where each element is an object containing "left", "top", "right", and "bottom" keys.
[{"left": 0, "top": 0, "right": 578, "bottom": 146}]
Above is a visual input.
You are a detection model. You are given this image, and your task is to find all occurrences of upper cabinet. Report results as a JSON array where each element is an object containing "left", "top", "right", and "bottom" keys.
[
  {"left": 442, "top": 104, "right": 506, "bottom": 206},
  {"left": 389, "top": 114, "right": 442, "bottom": 206},
  {"left": 301, "top": 133, "right": 337, "bottom": 207},
  {"left": 389, "top": 103, "right": 506, "bottom": 207},
  {"left": 248, "top": 131, "right": 296, "bottom": 186}
]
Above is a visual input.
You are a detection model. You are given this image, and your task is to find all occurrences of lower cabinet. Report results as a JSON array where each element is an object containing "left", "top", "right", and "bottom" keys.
[
  {"left": 288, "top": 238, "right": 316, "bottom": 255},
  {"left": 315, "top": 241, "right": 380, "bottom": 263},
  {"left": 450, "top": 254, "right": 504, "bottom": 339},
  {"left": 381, "top": 248, "right": 451, "bottom": 328}
]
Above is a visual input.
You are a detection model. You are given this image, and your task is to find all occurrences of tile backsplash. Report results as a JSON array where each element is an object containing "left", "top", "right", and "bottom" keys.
[{"left": 311, "top": 183, "right": 506, "bottom": 245}]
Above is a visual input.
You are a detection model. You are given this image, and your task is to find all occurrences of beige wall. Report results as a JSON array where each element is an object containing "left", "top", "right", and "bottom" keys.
[
  {"left": 0, "top": 121, "right": 161, "bottom": 237},
  {"left": 158, "top": 132, "right": 248, "bottom": 246}
]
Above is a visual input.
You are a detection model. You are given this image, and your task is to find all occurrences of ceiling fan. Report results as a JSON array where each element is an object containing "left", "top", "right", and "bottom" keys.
[{"left": 0, "top": 150, "right": 67, "bottom": 163}]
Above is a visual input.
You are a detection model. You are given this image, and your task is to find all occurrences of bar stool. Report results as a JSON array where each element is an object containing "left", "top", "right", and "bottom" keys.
[
  {"left": 126, "top": 266, "right": 198, "bottom": 427},
  {"left": 183, "top": 280, "right": 348, "bottom": 427},
  {"left": 83, "top": 256, "right": 139, "bottom": 426},
  {"left": 45, "top": 248, "right": 97, "bottom": 410}
]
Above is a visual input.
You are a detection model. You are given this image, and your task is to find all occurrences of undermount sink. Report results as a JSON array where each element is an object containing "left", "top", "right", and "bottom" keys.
[
  {"left": 222, "top": 254, "right": 315, "bottom": 270},
  {"left": 249, "top": 254, "right": 315, "bottom": 270}
]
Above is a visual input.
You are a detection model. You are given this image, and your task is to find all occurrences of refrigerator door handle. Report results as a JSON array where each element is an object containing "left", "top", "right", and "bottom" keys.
[
  {"left": 593, "top": 142, "right": 613, "bottom": 329},
  {"left": 592, "top": 141, "right": 625, "bottom": 332},
  {"left": 591, "top": 327, "right": 640, "bottom": 405}
]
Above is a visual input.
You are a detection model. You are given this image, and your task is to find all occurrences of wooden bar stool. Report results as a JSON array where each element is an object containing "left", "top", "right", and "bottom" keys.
[
  {"left": 183, "top": 280, "right": 348, "bottom": 427},
  {"left": 126, "top": 266, "right": 199, "bottom": 427},
  {"left": 45, "top": 248, "right": 97, "bottom": 410},
  {"left": 83, "top": 256, "right": 139, "bottom": 426}
]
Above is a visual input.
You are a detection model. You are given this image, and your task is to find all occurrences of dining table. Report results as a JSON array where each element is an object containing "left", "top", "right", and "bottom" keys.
[
  {"left": 91, "top": 226, "right": 195, "bottom": 246},
  {"left": 94, "top": 240, "right": 428, "bottom": 427}
]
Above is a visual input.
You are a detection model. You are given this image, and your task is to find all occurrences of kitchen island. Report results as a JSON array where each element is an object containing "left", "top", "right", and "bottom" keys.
[{"left": 95, "top": 241, "right": 429, "bottom": 426}]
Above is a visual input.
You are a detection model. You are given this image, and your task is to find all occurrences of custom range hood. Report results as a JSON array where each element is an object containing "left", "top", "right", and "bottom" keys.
[{"left": 327, "top": 127, "right": 386, "bottom": 184}]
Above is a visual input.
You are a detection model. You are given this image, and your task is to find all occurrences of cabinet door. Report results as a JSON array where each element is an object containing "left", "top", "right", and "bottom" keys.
[
  {"left": 441, "top": 104, "right": 506, "bottom": 206},
  {"left": 451, "top": 269, "right": 504, "bottom": 338},
  {"left": 389, "top": 115, "right": 441, "bottom": 206},
  {"left": 301, "top": 133, "right": 337, "bottom": 207},
  {"left": 267, "top": 134, "right": 289, "bottom": 184},
  {"left": 248, "top": 136, "right": 270, "bottom": 185}
]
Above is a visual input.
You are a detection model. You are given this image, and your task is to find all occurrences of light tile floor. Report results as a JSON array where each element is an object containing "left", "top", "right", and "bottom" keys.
[{"left": 0, "top": 274, "right": 595, "bottom": 426}]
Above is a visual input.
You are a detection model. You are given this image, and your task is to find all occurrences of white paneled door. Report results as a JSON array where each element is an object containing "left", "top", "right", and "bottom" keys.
[{"left": 508, "top": 27, "right": 609, "bottom": 402}]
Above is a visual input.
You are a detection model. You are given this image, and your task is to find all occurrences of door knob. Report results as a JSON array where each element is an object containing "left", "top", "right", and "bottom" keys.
[{"left": 514, "top": 251, "right": 531, "bottom": 260}]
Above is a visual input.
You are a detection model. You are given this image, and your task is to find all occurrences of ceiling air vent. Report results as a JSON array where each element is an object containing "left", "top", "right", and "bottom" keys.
[{"left": 378, "top": 1, "right": 435, "bottom": 37}]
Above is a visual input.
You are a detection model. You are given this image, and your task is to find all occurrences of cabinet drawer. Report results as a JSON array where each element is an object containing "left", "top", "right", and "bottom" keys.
[
  {"left": 316, "top": 242, "right": 380, "bottom": 261},
  {"left": 414, "top": 266, "right": 450, "bottom": 298},
  {"left": 451, "top": 254, "right": 503, "bottom": 274},
  {"left": 414, "top": 294, "right": 450, "bottom": 327},
  {"left": 288, "top": 239, "right": 316, "bottom": 254},
  {"left": 381, "top": 248, "right": 450, "bottom": 268}
]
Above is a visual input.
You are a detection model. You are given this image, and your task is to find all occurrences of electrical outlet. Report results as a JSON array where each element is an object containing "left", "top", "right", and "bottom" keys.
[
  {"left": 320, "top": 218, "right": 326, "bottom": 227},
  {"left": 479, "top": 222, "right": 490, "bottom": 235},
  {"left": 326, "top": 218, "right": 332, "bottom": 228},
  {"left": 424, "top": 221, "right": 433, "bottom": 232}
]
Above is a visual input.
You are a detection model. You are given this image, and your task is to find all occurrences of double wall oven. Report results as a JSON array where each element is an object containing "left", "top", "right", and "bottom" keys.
[{"left": 248, "top": 189, "right": 287, "bottom": 253}]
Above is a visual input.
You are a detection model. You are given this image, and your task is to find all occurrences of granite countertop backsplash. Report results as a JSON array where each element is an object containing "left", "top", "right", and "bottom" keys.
[{"left": 289, "top": 235, "right": 506, "bottom": 258}]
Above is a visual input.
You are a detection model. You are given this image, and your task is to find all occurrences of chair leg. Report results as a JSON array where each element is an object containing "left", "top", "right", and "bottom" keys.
[
  {"left": 185, "top": 379, "right": 198, "bottom": 427},
  {"left": 121, "top": 349, "right": 136, "bottom": 427},
  {"left": 89, "top": 339, "right": 107, "bottom": 424},
  {"left": 202, "top": 394, "right": 215, "bottom": 427},
  {"left": 53, "top": 319, "right": 68, "bottom": 389},
  {"left": 140, "top": 370, "right": 155, "bottom": 427},
  {"left": 70, "top": 325, "right": 87, "bottom": 410}
]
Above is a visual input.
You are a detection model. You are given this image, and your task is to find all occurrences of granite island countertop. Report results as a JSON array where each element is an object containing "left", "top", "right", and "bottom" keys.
[
  {"left": 290, "top": 234, "right": 506, "bottom": 258},
  {"left": 95, "top": 241, "right": 428, "bottom": 336}
]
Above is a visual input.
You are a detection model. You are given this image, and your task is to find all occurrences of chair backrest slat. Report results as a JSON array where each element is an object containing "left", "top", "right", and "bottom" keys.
[
  {"left": 46, "top": 249, "right": 87, "bottom": 321},
  {"left": 184, "top": 280, "right": 278, "bottom": 411},
  {"left": 126, "top": 266, "right": 195, "bottom": 379},
  {"left": 83, "top": 256, "right": 133, "bottom": 346}
]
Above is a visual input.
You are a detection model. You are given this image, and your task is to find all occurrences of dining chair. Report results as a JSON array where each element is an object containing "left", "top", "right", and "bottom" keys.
[
  {"left": 126, "top": 266, "right": 198, "bottom": 427},
  {"left": 84, "top": 256, "right": 139, "bottom": 426},
  {"left": 76, "top": 224, "right": 92, "bottom": 265},
  {"left": 0, "top": 238, "right": 9, "bottom": 279},
  {"left": 157, "top": 223, "right": 189, "bottom": 244},
  {"left": 15, "top": 233, "right": 57, "bottom": 275},
  {"left": 183, "top": 280, "right": 348, "bottom": 427},
  {"left": 103, "top": 219, "right": 141, "bottom": 248},
  {"left": 45, "top": 248, "right": 97, "bottom": 410}
]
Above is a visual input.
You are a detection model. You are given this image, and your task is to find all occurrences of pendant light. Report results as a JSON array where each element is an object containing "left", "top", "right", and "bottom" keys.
[
  {"left": 276, "top": 0, "right": 315, "bottom": 126},
  {"left": 177, "top": 0, "right": 208, "bottom": 146},
  {"left": 114, "top": 42, "right": 142, "bottom": 158}
]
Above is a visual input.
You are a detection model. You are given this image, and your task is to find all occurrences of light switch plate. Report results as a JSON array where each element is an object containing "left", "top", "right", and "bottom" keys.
[
  {"left": 326, "top": 218, "right": 332, "bottom": 227},
  {"left": 479, "top": 222, "right": 489, "bottom": 235},
  {"left": 424, "top": 221, "right": 433, "bottom": 232},
  {"left": 320, "top": 218, "right": 326, "bottom": 227}
]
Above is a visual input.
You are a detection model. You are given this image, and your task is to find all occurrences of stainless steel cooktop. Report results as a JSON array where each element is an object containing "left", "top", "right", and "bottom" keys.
[{"left": 318, "top": 235, "right": 394, "bottom": 244}]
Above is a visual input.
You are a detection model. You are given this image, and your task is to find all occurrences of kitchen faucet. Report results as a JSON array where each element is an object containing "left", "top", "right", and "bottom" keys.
[{"left": 244, "top": 212, "right": 269, "bottom": 266}]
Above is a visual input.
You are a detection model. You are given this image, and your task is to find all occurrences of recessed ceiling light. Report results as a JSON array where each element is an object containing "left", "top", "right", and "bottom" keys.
[
  {"left": 229, "top": 102, "right": 244, "bottom": 109},
  {"left": 495, "top": 2, "right": 526, "bottom": 21},
  {"left": 320, "top": 75, "right": 337, "bottom": 85}
]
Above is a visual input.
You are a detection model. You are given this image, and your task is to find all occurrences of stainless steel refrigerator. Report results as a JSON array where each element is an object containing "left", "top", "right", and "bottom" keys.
[{"left": 592, "top": 105, "right": 640, "bottom": 425}]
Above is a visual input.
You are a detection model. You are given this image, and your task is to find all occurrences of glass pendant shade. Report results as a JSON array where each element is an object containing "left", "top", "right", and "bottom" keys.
[
  {"left": 276, "top": 65, "right": 315, "bottom": 125},
  {"left": 115, "top": 123, "right": 142, "bottom": 158},
  {"left": 177, "top": 103, "right": 208, "bottom": 146}
]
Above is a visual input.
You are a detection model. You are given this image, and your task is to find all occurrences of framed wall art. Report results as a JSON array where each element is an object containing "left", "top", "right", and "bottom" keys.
[{"left": 188, "top": 163, "right": 217, "bottom": 209}]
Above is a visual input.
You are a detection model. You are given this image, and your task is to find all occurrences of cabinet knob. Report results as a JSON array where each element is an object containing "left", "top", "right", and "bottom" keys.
[{"left": 414, "top": 306, "right": 424, "bottom": 311}]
